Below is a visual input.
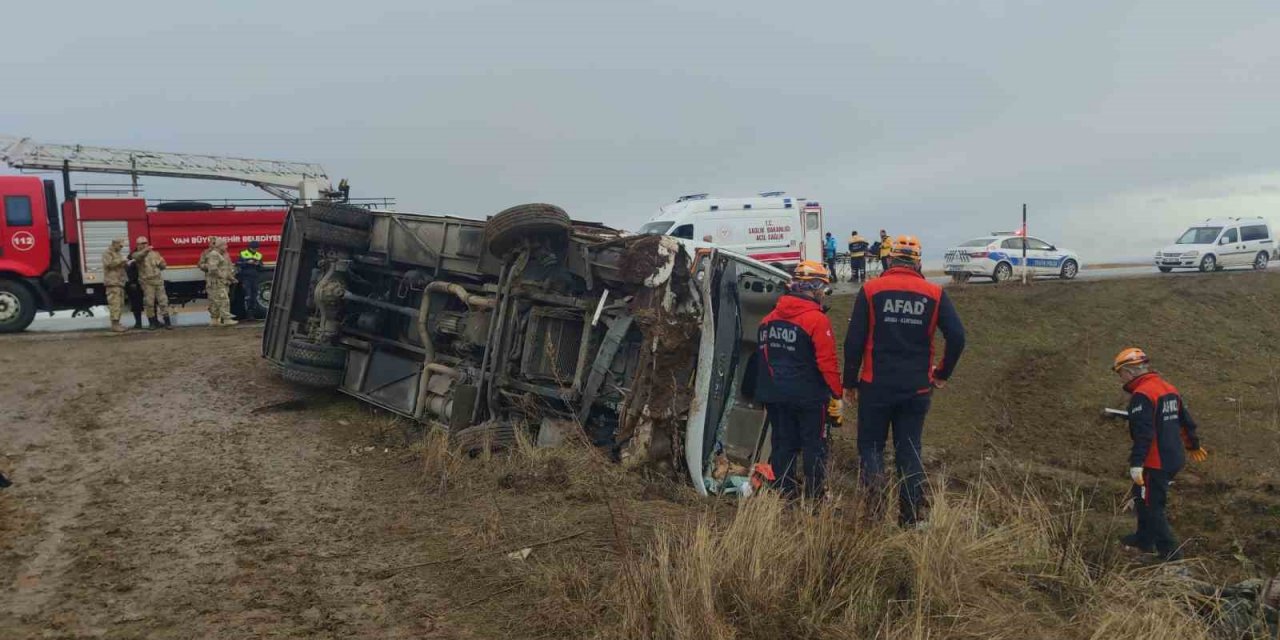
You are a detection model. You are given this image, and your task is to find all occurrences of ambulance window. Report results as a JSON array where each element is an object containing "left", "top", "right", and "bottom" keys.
[
  {"left": 638, "top": 221, "right": 674, "bottom": 235},
  {"left": 805, "top": 213, "right": 820, "bottom": 230},
  {"left": 672, "top": 224, "right": 694, "bottom": 240},
  {"left": 3, "top": 196, "right": 33, "bottom": 226}
]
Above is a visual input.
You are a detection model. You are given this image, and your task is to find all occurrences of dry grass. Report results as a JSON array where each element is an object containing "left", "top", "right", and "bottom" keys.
[
  {"left": 404, "top": 423, "right": 1226, "bottom": 639},
  {"left": 379, "top": 274, "right": 1280, "bottom": 638},
  {"left": 593, "top": 471, "right": 1214, "bottom": 640}
]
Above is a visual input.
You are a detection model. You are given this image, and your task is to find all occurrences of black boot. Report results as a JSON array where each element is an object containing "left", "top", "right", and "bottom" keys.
[
  {"left": 147, "top": 316, "right": 159, "bottom": 330},
  {"left": 1120, "top": 533, "right": 1154, "bottom": 553},
  {"left": 163, "top": 315, "right": 174, "bottom": 330},
  {"left": 133, "top": 312, "right": 144, "bottom": 328}
]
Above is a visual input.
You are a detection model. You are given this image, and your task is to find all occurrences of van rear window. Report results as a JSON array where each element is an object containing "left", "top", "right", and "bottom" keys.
[{"left": 1241, "top": 225, "right": 1269, "bottom": 241}]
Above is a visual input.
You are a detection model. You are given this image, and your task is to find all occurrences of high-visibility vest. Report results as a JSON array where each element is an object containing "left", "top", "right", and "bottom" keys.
[
  {"left": 878, "top": 239, "right": 893, "bottom": 258},
  {"left": 240, "top": 249, "right": 263, "bottom": 262},
  {"left": 848, "top": 235, "right": 868, "bottom": 258}
]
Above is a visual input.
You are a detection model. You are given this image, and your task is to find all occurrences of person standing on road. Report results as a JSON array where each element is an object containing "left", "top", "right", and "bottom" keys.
[
  {"left": 755, "top": 260, "right": 842, "bottom": 500},
  {"left": 823, "top": 232, "right": 839, "bottom": 283},
  {"left": 101, "top": 238, "right": 130, "bottom": 333},
  {"left": 843, "top": 236, "right": 965, "bottom": 526},
  {"left": 847, "top": 230, "right": 869, "bottom": 284},
  {"left": 1112, "top": 348, "right": 1207, "bottom": 561},
  {"left": 131, "top": 236, "right": 173, "bottom": 330},
  {"left": 237, "top": 240, "right": 265, "bottom": 320},
  {"left": 199, "top": 238, "right": 238, "bottom": 327},
  {"left": 877, "top": 230, "right": 893, "bottom": 274}
]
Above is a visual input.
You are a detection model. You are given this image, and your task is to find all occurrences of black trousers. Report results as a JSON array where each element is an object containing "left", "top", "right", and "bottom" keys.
[
  {"left": 241, "top": 276, "right": 260, "bottom": 316},
  {"left": 857, "top": 393, "right": 931, "bottom": 525},
  {"left": 880, "top": 257, "right": 890, "bottom": 273},
  {"left": 126, "top": 283, "right": 144, "bottom": 325},
  {"left": 765, "top": 401, "right": 829, "bottom": 500},
  {"left": 1133, "top": 468, "right": 1181, "bottom": 560},
  {"left": 850, "top": 258, "right": 866, "bottom": 283},
  {"left": 824, "top": 256, "right": 838, "bottom": 282}
]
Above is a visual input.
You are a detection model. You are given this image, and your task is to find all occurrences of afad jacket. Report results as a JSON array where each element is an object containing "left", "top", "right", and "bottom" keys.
[
  {"left": 755, "top": 294, "right": 841, "bottom": 405},
  {"left": 843, "top": 266, "right": 965, "bottom": 401},
  {"left": 1125, "top": 372, "right": 1201, "bottom": 473}
]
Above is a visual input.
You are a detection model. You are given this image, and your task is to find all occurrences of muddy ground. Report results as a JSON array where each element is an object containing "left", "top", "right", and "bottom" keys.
[
  {"left": 0, "top": 326, "right": 478, "bottom": 638},
  {"left": 0, "top": 325, "right": 695, "bottom": 640}
]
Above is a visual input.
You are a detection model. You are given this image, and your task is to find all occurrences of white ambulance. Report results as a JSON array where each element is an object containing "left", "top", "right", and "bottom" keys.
[{"left": 637, "top": 192, "right": 825, "bottom": 270}]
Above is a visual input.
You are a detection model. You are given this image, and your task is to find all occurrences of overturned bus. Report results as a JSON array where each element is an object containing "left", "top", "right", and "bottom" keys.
[{"left": 261, "top": 201, "right": 790, "bottom": 495}]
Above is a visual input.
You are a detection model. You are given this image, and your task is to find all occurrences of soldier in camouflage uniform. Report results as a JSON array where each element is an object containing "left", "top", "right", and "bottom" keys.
[
  {"left": 101, "top": 238, "right": 130, "bottom": 333},
  {"left": 130, "top": 236, "right": 173, "bottom": 330},
  {"left": 198, "top": 238, "right": 238, "bottom": 326}
]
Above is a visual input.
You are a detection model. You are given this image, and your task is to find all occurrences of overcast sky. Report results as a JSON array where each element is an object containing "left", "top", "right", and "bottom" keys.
[{"left": 3, "top": 0, "right": 1278, "bottom": 261}]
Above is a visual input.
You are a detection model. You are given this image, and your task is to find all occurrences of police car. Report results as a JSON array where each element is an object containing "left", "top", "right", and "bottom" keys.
[{"left": 943, "top": 233, "right": 1082, "bottom": 283}]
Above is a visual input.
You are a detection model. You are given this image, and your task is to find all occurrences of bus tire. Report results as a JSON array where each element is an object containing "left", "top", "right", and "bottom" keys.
[
  {"left": 484, "top": 203, "right": 571, "bottom": 258},
  {"left": 301, "top": 217, "right": 370, "bottom": 250},
  {"left": 280, "top": 361, "right": 344, "bottom": 389},
  {"left": 308, "top": 201, "right": 374, "bottom": 230},
  {"left": 285, "top": 339, "right": 347, "bottom": 369}
]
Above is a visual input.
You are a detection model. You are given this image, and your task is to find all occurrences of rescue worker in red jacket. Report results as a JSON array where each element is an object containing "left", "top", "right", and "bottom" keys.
[
  {"left": 843, "top": 236, "right": 965, "bottom": 525},
  {"left": 755, "top": 260, "right": 842, "bottom": 500},
  {"left": 1112, "top": 348, "right": 1208, "bottom": 560}
]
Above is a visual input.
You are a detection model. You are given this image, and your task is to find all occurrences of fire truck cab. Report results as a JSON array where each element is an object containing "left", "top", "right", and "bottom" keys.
[
  {"left": 0, "top": 174, "right": 284, "bottom": 332},
  {"left": 1, "top": 134, "right": 348, "bottom": 333}
]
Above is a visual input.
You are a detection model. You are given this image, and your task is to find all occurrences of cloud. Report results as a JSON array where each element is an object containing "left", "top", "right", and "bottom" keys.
[{"left": 2, "top": 0, "right": 1278, "bottom": 266}]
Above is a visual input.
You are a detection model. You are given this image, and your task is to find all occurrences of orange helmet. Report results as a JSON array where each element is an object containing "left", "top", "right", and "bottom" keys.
[
  {"left": 793, "top": 260, "right": 831, "bottom": 283},
  {"left": 890, "top": 235, "right": 922, "bottom": 262},
  {"left": 1112, "top": 347, "right": 1150, "bottom": 372}
]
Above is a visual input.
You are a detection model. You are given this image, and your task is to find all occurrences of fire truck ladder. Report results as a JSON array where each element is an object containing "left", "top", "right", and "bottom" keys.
[{"left": 0, "top": 135, "right": 330, "bottom": 204}]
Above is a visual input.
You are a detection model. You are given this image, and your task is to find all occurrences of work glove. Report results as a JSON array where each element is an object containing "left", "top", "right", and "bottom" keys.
[
  {"left": 1187, "top": 447, "right": 1209, "bottom": 463},
  {"left": 1129, "top": 467, "right": 1145, "bottom": 486},
  {"left": 826, "top": 398, "right": 844, "bottom": 428}
]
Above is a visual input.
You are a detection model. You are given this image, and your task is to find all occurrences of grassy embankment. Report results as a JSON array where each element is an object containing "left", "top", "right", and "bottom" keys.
[{"left": 372, "top": 272, "right": 1279, "bottom": 638}]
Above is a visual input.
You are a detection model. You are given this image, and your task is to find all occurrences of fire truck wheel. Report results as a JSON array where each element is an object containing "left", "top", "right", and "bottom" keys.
[
  {"left": 308, "top": 201, "right": 373, "bottom": 230},
  {"left": 484, "top": 203, "right": 571, "bottom": 258},
  {"left": 301, "top": 217, "right": 370, "bottom": 250},
  {"left": 286, "top": 339, "right": 348, "bottom": 369},
  {"left": 280, "top": 361, "right": 344, "bottom": 389},
  {"left": 0, "top": 280, "right": 37, "bottom": 334},
  {"left": 450, "top": 420, "right": 518, "bottom": 456}
]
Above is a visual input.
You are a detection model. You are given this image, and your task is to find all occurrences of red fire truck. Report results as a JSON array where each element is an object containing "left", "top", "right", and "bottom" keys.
[{"left": 0, "top": 136, "right": 370, "bottom": 332}]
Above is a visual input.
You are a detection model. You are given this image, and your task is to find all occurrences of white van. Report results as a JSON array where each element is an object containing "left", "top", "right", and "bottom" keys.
[
  {"left": 1155, "top": 217, "right": 1275, "bottom": 273},
  {"left": 638, "top": 192, "right": 825, "bottom": 270}
]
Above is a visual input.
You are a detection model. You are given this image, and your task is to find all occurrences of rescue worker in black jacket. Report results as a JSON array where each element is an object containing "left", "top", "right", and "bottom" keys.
[
  {"left": 1112, "top": 347, "right": 1208, "bottom": 560},
  {"left": 847, "top": 230, "right": 869, "bottom": 284},
  {"left": 755, "top": 260, "right": 843, "bottom": 500},
  {"left": 843, "top": 235, "right": 965, "bottom": 525}
]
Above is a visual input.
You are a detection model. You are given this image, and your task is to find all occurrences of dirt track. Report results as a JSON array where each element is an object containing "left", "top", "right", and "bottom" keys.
[{"left": 0, "top": 327, "right": 464, "bottom": 638}]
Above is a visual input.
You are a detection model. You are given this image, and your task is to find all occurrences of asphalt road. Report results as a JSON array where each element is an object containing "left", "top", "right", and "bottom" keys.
[
  {"left": 20, "top": 264, "right": 1271, "bottom": 333},
  {"left": 26, "top": 307, "right": 240, "bottom": 333},
  {"left": 829, "top": 263, "right": 1270, "bottom": 295}
]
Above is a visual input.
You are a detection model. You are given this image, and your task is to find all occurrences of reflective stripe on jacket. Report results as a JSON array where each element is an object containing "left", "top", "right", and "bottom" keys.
[
  {"left": 755, "top": 294, "right": 841, "bottom": 404},
  {"left": 843, "top": 266, "right": 965, "bottom": 400}
]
